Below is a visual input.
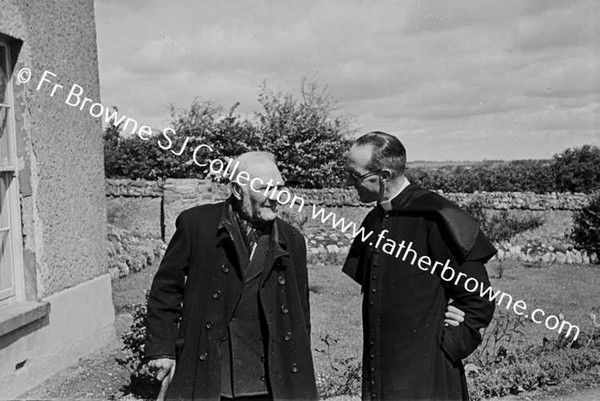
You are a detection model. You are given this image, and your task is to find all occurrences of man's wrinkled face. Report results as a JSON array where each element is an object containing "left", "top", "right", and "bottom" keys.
[
  {"left": 236, "top": 161, "right": 285, "bottom": 223},
  {"left": 346, "top": 144, "right": 382, "bottom": 203}
]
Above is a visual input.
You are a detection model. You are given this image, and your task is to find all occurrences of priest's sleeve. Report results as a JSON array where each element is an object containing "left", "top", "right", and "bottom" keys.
[{"left": 428, "top": 225, "right": 496, "bottom": 364}]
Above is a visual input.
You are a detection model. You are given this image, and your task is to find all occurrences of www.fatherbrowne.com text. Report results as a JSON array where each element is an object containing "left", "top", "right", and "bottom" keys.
[{"left": 19, "top": 67, "right": 581, "bottom": 341}]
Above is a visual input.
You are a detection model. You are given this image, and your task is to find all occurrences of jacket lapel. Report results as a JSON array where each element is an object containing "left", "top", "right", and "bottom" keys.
[
  {"left": 260, "top": 219, "right": 290, "bottom": 286},
  {"left": 216, "top": 200, "right": 249, "bottom": 280}
]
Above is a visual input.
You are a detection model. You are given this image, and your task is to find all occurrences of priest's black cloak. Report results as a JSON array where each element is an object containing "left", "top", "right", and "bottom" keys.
[{"left": 343, "top": 184, "right": 497, "bottom": 400}]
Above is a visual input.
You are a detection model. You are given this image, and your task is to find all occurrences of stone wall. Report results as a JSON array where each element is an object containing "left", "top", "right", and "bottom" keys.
[
  {"left": 106, "top": 179, "right": 164, "bottom": 198},
  {"left": 441, "top": 191, "right": 591, "bottom": 211},
  {"left": 105, "top": 178, "right": 594, "bottom": 243}
]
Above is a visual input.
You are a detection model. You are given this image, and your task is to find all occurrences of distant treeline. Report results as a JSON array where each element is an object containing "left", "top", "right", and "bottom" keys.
[{"left": 405, "top": 145, "right": 600, "bottom": 194}]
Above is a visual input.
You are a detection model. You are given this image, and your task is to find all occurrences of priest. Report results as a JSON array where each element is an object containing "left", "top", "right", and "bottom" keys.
[{"left": 343, "top": 131, "right": 497, "bottom": 400}]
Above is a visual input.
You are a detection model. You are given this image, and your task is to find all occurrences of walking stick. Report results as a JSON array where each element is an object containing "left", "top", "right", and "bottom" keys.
[{"left": 156, "top": 363, "right": 176, "bottom": 401}]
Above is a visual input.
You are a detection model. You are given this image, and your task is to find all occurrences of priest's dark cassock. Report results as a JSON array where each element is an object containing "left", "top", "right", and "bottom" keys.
[{"left": 343, "top": 184, "right": 497, "bottom": 401}]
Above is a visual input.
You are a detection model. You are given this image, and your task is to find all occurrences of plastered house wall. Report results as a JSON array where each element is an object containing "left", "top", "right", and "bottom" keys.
[{"left": 0, "top": 1, "right": 114, "bottom": 397}]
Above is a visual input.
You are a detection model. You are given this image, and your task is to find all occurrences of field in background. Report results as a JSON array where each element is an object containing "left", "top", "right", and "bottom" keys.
[{"left": 406, "top": 159, "right": 553, "bottom": 170}]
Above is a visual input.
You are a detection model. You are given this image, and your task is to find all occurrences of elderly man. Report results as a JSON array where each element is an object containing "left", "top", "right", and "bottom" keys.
[
  {"left": 343, "top": 132, "right": 497, "bottom": 400},
  {"left": 145, "top": 151, "right": 318, "bottom": 400}
]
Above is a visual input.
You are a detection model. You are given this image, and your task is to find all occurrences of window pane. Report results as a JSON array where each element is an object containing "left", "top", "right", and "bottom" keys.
[
  {"left": 0, "top": 106, "right": 9, "bottom": 168},
  {"left": 0, "top": 45, "right": 9, "bottom": 168},
  {"left": 0, "top": 45, "right": 6, "bottom": 105},
  {"left": 0, "top": 172, "right": 14, "bottom": 299}
]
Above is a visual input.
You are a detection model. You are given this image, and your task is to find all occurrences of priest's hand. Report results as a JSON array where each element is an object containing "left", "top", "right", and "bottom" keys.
[{"left": 444, "top": 305, "right": 465, "bottom": 327}]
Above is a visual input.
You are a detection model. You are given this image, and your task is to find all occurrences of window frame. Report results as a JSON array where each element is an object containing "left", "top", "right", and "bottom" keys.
[{"left": 0, "top": 39, "right": 25, "bottom": 308}]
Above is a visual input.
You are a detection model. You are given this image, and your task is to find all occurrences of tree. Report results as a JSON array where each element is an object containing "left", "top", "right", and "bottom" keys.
[
  {"left": 554, "top": 145, "right": 600, "bottom": 193},
  {"left": 103, "top": 80, "right": 354, "bottom": 187},
  {"left": 256, "top": 79, "right": 353, "bottom": 188}
]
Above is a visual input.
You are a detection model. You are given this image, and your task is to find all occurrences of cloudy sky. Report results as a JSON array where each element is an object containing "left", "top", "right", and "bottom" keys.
[{"left": 94, "top": 0, "right": 599, "bottom": 161}]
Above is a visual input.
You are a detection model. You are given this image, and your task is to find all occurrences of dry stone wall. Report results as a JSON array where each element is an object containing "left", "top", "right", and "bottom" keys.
[{"left": 105, "top": 179, "right": 597, "bottom": 265}]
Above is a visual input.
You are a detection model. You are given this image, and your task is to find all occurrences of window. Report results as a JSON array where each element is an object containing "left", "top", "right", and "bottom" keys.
[{"left": 0, "top": 40, "right": 23, "bottom": 308}]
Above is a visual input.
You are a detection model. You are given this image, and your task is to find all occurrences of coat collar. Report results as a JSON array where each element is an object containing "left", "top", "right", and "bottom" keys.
[{"left": 216, "top": 197, "right": 290, "bottom": 275}]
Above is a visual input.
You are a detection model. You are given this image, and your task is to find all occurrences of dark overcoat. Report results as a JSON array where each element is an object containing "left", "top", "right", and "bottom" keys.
[
  {"left": 343, "top": 184, "right": 496, "bottom": 401},
  {"left": 145, "top": 201, "right": 318, "bottom": 400}
]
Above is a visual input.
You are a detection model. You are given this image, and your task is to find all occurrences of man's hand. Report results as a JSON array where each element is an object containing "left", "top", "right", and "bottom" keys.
[
  {"left": 444, "top": 305, "right": 465, "bottom": 327},
  {"left": 148, "top": 358, "right": 176, "bottom": 381}
]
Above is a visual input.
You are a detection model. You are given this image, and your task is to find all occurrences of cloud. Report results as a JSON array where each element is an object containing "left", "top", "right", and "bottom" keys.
[{"left": 94, "top": 0, "right": 599, "bottom": 160}]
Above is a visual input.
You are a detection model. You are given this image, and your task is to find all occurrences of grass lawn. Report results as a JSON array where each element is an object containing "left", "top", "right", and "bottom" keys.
[
  {"left": 489, "top": 261, "right": 600, "bottom": 344},
  {"left": 111, "top": 258, "right": 600, "bottom": 388},
  {"left": 112, "top": 262, "right": 159, "bottom": 314},
  {"left": 306, "top": 259, "right": 600, "bottom": 380}
]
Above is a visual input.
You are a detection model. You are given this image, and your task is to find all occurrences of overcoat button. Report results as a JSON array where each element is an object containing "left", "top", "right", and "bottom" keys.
[
  {"left": 371, "top": 288, "right": 377, "bottom": 293},
  {"left": 199, "top": 352, "right": 207, "bottom": 361},
  {"left": 370, "top": 380, "right": 375, "bottom": 385},
  {"left": 370, "top": 367, "right": 375, "bottom": 372},
  {"left": 221, "top": 264, "right": 230, "bottom": 273},
  {"left": 212, "top": 290, "right": 222, "bottom": 299},
  {"left": 260, "top": 375, "right": 265, "bottom": 382},
  {"left": 373, "top": 263, "right": 378, "bottom": 267},
  {"left": 369, "top": 302, "right": 374, "bottom": 306},
  {"left": 278, "top": 276, "right": 286, "bottom": 285},
  {"left": 371, "top": 393, "right": 376, "bottom": 398},
  {"left": 260, "top": 355, "right": 266, "bottom": 362},
  {"left": 280, "top": 305, "right": 289, "bottom": 314},
  {"left": 372, "top": 275, "right": 376, "bottom": 280},
  {"left": 290, "top": 363, "right": 299, "bottom": 373},
  {"left": 283, "top": 332, "right": 292, "bottom": 342},
  {"left": 370, "top": 354, "right": 375, "bottom": 359},
  {"left": 205, "top": 321, "right": 214, "bottom": 329}
]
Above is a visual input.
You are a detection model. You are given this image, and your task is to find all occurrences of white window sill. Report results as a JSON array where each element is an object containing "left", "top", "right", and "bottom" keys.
[{"left": 0, "top": 301, "right": 50, "bottom": 337}]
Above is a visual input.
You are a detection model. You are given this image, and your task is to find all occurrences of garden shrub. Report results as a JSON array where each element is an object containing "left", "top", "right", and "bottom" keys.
[
  {"left": 467, "top": 347, "right": 600, "bottom": 400},
  {"left": 314, "top": 335, "right": 362, "bottom": 398},
  {"left": 462, "top": 201, "right": 543, "bottom": 242},
  {"left": 571, "top": 192, "right": 600, "bottom": 262},
  {"left": 116, "top": 300, "right": 161, "bottom": 399},
  {"left": 466, "top": 308, "right": 600, "bottom": 400},
  {"left": 108, "top": 224, "right": 166, "bottom": 277},
  {"left": 484, "top": 211, "right": 544, "bottom": 242}
]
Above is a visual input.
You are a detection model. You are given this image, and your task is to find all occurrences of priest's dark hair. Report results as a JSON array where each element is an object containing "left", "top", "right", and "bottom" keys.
[{"left": 354, "top": 131, "right": 407, "bottom": 177}]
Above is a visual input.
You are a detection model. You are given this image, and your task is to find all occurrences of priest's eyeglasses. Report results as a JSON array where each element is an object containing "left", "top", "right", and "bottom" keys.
[{"left": 346, "top": 169, "right": 382, "bottom": 185}]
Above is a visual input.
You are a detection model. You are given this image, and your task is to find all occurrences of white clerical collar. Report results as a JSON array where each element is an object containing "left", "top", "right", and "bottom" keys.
[{"left": 379, "top": 177, "right": 410, "bottom": 212}]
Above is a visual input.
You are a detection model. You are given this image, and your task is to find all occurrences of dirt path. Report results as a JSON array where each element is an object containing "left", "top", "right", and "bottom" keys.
[
  {"left": 19, "top": 343, "right": 131, "bottom": 400},
  {"left": 19, "top": 314, "right": 136, "bottom": 400}
]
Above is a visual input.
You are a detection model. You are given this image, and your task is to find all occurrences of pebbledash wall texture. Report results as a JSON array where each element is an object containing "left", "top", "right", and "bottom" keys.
[{"left": 0, "top": 1, "right": 112, "bottom": 398}]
